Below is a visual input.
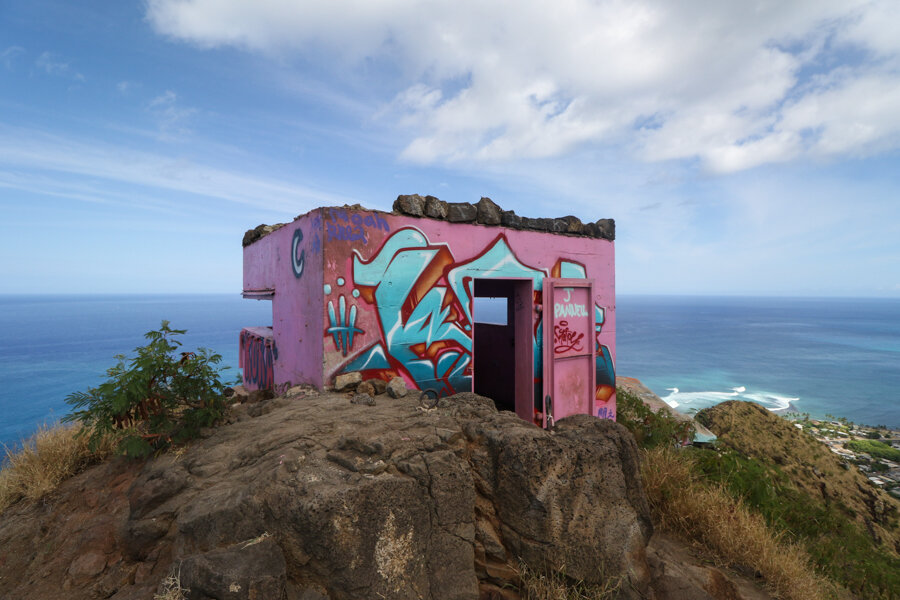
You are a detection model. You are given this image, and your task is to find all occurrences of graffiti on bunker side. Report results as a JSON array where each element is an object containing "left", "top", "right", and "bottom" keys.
[
  {"left": 324, "top": 207, "right": 390, "bottom": 246},
  {"left": 326, "top": 294, "right": 363, "bottom": 356},
  {"left": 329, "top": 227, "right": 615, "bottom": 417},
  {"left": 553, "top": 320, "right": 585, "bottom": 353},
  {"left": 240, "top": 329, "right": 278, "bottom": 390},
  {"left": 291, "top": 228, "right": 305, "bottom": 278}
]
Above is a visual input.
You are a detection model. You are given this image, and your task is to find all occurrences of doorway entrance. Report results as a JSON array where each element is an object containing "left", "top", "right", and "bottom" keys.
[
  {"left": 472, "top": 278, "right": 533, "bottom": 421},
  {"left": 541, "top": 278, "right": 596, "bottom": 427}
]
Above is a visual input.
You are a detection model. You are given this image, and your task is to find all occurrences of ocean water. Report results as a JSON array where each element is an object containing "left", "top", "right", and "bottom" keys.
[
  {"left": 1, "top": 294, "right": 898, "bottom": 449},
  {"left": 0, "top": 295, "right": 271, "bottom": 448},
  {"left": 616, "top": 295, "right": 900, "bottom": 428}
]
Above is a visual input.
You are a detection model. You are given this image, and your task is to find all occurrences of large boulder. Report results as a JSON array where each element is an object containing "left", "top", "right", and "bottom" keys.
[{"left": 0, "top": 391, "right": 654, "bottom": 600}]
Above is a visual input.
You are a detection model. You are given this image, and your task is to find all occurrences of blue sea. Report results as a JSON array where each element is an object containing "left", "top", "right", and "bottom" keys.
[
  {"left": 0, "top": 295, "right": 271, "bottom": 448},
  {"left": 1, "top": 294, "right": 898, "bottom": 448},
  {"left": 616, "top": 296, "right": 900, "bottom": 429}
]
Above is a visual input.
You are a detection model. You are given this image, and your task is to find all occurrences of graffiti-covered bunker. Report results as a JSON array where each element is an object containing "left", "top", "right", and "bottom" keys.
[{"left": 240, "top": 195, "right": 616, "bottom": 427}]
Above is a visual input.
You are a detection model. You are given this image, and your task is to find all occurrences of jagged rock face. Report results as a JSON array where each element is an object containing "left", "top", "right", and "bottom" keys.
[{"left": 0, "top": 392, "right": 652, "bottom": 600}]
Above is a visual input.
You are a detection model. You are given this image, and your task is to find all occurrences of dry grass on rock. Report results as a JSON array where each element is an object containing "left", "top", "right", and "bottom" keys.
[
  {"left": 0, "top": 423, "right": 115, "bottom": 514},
  {"left": 153, "top": 570, "right": 189, "bottom": 600},
  {"left": 518, "top": 561, "right": 622, "bottom": 600},
  {"left": 641, "top": 446, "right": 834, "bottom": 600}
]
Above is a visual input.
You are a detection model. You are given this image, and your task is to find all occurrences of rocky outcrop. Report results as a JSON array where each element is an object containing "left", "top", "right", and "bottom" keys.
[{"left": 0, "top": 390, "right": 652, "bottom": 600}]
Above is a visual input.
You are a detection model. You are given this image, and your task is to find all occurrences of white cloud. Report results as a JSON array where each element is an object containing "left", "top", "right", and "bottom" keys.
[
  {"left": 35, "top": 51, "right": 85, "bottom": 81},
  {"left": 781, "top": 74, "right": 900, "bottom": 157},
  {"left": 145, "top": 0, "right": 900, "bottom": 172}
]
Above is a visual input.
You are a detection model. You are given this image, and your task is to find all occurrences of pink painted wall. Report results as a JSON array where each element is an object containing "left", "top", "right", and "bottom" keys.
[
  {"left": 242, "top": 211, "right": 324, "bottom": 390},
  {"left": 320, "top": 209, "right": 616, "bottom": 421},
  {"left": 242, "top": 207, "right": 616, "bottom": 420}
]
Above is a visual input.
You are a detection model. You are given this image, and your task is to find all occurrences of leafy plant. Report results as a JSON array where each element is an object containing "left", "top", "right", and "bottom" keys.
[
  {"left": 63, "top": 321, "right": 229, "bottom": 458},
  {"left": 615, "top": 387, "right": 694, "bottom": 449}
]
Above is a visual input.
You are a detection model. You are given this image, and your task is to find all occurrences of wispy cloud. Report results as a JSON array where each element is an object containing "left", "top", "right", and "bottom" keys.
[
  {"left": 148, "top": 90, "right": 196, "bottom": 139},
  {"left": 116, "top": 80, "right": 139, "bottom": 94},
  {"left": 34, "top": 51, "right": 85, "bottom": 81},
  {"left": 1, "top": 46, "right": 25, "bottom": 70},
  {"left": 146, "top": 0, "right": 900, "bottom": 172},
  {"left": 0, "top": 125, "right": 350, "bottom": 215}
]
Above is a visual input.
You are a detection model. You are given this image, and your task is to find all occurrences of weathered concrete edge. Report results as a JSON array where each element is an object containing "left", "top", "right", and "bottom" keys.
[{"left": 243, "top": 196, "right": 615, "bottom": 247}]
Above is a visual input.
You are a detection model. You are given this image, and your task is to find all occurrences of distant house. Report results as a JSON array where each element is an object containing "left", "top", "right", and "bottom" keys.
[{"left": 239, "top": 196, "right": 617, "bottom": 428}]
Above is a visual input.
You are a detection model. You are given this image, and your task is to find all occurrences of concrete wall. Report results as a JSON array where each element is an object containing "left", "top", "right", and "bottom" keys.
[
  {"left": 320, "top": 209, "right": 617, "bottom": 420},
  {"left": 243, "top": 206, "right": 616, "bottom": 419},
  {"left": 242, "top": 211, "right": 324, "bottom": 390}
]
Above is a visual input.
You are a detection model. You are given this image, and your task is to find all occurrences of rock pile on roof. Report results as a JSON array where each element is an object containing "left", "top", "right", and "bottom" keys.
[
  {"left": 393, "top": 194, "right": 615, "bottom": 240},
  {"left": 242, "top": 195, "right": 614, "bottom": 247}
]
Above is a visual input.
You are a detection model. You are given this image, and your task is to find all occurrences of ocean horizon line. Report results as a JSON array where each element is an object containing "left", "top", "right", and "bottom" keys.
[{"left": 3, "top": 292, "right": 900, "bottom": 301}]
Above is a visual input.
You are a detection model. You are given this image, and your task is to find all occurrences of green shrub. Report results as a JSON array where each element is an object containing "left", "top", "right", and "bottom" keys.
[
  {"left": 846, "top": 439, "right": 900, "bottom": 462},
  {"left": 63, "top": 321, "right": 229, "bottom": 458},
  {"left": 615, "top": 387, "right": 694, "bottom": 449}
]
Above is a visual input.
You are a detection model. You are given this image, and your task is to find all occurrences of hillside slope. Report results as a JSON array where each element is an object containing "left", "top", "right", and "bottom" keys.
[
  {"left": 696, "top": 400, "right": 900, "bottom": 598},
  {"left": 697, "top": 400, "right": 899, "bottom": 549}
]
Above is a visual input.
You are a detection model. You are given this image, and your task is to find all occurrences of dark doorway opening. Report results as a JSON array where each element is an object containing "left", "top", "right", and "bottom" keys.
[{"left": 472, "top": 279, "right": 533, "bottom": 420}]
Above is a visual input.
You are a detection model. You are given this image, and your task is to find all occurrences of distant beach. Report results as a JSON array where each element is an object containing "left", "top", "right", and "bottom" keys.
[{"left": 1, "top": 294, "right": 899, "bottom": 449}]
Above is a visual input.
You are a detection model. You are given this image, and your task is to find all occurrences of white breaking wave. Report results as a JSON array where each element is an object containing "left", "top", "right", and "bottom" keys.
[
  {"left": 663, "top": 388, "right": 680, "bottom": 408},
  {"left": 743, "top": 392, "right": 798, "bottom": 411},
  {"left": 660, "top": 385, "right": 798, "bottom": 413}
]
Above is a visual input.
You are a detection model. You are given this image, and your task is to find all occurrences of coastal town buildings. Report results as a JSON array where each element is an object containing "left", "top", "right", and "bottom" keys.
[{"left": 801, "top": 418, "right": 900, "bottom": 497}]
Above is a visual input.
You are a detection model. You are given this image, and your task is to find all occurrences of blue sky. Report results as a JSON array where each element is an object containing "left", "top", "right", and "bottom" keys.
[{"left": 2, "top": 0, "right": 899, "bottom": 296}]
